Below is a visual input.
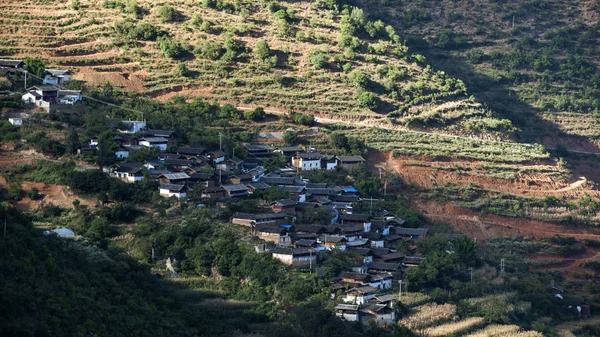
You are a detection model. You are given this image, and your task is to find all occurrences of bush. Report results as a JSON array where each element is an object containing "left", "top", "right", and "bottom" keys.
[
  {"left": 177, "top": 63, "right": 189, "bottom": 77},
  {"left": 358, "top": 91, "right": 378, "bottom": 109},
  {"left": 158, "top": 5, "right": 180, "bottom": 23},
  {"left": 133, "top": 23, "right": 162, "bottom": 40},
  {"left": 309, "top": 50, "right": 328, "bottom": 69},
  {"left": 27, "top": 187, "right": 42, "bottom": 200},
  {"left": 7, "top": 184, "right": 23, "bottom": 200},
  {"left": 348, "top": 70, "right": 369, "bottom": 88},
  {"left": 255, "top": 40, "right": 272, "bottom": 61},
  {"left": 158, "top": 36, "right": 183, "bottom": 58},
  {"left": 243, "top": 107, "right": 265, "bottom": 121}
]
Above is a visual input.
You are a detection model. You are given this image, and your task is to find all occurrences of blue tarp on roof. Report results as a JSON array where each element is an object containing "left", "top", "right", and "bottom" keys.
[
  {"left": 343, "top": 187, "right": 358, "bottom": 193},
  {"left": 280, "top": 224, "right": 294, "bottom": 229}
]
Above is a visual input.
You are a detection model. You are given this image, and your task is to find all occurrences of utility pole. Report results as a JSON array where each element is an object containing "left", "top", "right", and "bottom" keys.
[
  {"left": 398, "top": 280, "right": 403, "bottom": 298},
  {"left": 469, "top": 267, "right": 474, "bottom": 286},
  {"left": 512, "top": 15, "right": 515, "bottom": 28},
  {"left": 219, "top": 132, "right": 222, "bottom": 151},
  {"left": 24, "top": 70, "right": 27, "bottom": 90},
  {"left": 309, "top": 249, "right": 312, "bottom": 274},
  {"left": 500, "top": 258, "right": 505, "bottom": 276}
]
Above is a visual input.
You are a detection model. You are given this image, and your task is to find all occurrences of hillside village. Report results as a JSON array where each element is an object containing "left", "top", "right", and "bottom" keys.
[{"left": 2, "top": 0, "right": 600, "bottom": 331}]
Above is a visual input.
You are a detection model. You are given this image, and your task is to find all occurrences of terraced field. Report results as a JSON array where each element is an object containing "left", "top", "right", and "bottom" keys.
[
  {"left": 0, "top": 0, "right": 512, "bottom": 137},
  {"left": 396, "top": 292, "right": 543, "bottom": 337}
]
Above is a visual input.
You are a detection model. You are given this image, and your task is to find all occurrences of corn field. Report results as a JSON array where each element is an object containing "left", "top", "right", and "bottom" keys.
[{"left": 400, "top": 303, "right": 457, "bottom": 330}]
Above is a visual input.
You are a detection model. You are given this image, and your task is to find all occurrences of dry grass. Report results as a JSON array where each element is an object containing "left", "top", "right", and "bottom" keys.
[
  {"left": 423, "top": 317, "right": 484, "bottom": 337},
  {"left": 396, "top": 292, "right": 431, "bottom": 307},
  {"left": 400, "top": 303, "right": 456, "bottom": 330},
  {"left": 464, "top": 324, "right": 521, "bottom": 337}
]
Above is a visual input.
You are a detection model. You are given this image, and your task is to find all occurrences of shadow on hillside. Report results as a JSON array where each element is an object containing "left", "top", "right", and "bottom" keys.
[{"left": 350, "top": 1, "right": 600, "bottom": 153}]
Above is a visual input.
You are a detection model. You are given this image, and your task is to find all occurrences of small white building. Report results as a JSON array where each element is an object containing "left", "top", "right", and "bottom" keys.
[
  {"left": 270, "top": 247, "right": 317, "bottom": 268},
  {"left": 90, "top": 136, "right": 99, "bottom": 146},
  {"left": 118, "top": 120, "right": 147, "bottom": 134},
  {"left": 109, "top": 163, "right": 144, "bottom": 183},
  {"left": 292, "top": 152, "right": 322, "bottom": 171},
  {"left": 58, "top": 90, "right": 82, "bottom": 104},
  {"left": 343, "top": 286, "right": 378, "bottom": 305},
  {"left": 8, "top": 118, "right": 22, "bottom": 126},
  {"left": 159, "top": 184, "right": 187, "bottom": 199},
  {"left": 335, "top": 304, "right": 360, "bottom": 322},
  {"left": 43, "top": 69, "right": 71, "bottom": 86},
  {"left": 139, "top": 137, "right": 168, "bottom": 151}
]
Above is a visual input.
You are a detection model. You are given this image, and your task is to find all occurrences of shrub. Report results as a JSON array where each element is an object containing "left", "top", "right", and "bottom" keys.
[
  {"left": 348, "top": 70, "right": 369, "bottom": 88},
  {"left": 133, "top": 23, "right": 162, "bottom": 40},
  {"left": 358, "top": 91, "right": 378, "bottom": 110},
  {"left": 158, "top": 36, "right": 183, "bottom": 58},
  {"left": 191, "top": 14, "right": 203, "bottom": 26},
  {"left": 27, "top": 187, "right": 42, "bottom": 200},
  {"left": 177, "top": 63, "right": 190, "bottom": 77},
  {"left": 309, "top": 50, "right": 328, "bottom": 69},
  {"left": 255, "top": 40, "right": 271, "bottom": 61},
  {"left": 243, "top": 107, "right": 265, "bottom": 121},
  {"left": 158, "top": 5, "right": 180, "bottom": 23},
  {"left": 8, "top": 184, "right": 23, "bottom": 200}
]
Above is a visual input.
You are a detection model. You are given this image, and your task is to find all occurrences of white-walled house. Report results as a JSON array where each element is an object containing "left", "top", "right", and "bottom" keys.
[
  {"left": 8, "top": 118, "right": 22, "bottom": 126},
  {"left": 335, "top": 304, "right": 360, "bottom": 322},
  {"left": 109, "top": 163, "right": 144, "bottom": 183},
  {"left": 343, "top": 286, "right": 378, "bottom": 305},
  {"left": 139, "top": 137, "right": 168, "bottom": 151},
  {"left": 292, "top": 152, "right": 322, "bottom": 171},
  {"left": 159, "top": 184, "right": 187, "bottom": 199},
  {"left": 118, "top": 120, "right": 147, "bottom": 134},
  {"left": 270, "top": 247, "right": 317, "bottom": 268},
  {"left": 43, "top": 69, "right": 71, "bottom": 85}
]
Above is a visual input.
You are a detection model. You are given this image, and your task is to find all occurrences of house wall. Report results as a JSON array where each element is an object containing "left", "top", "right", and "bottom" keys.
[
  {"left": 8, "top": 118, "right": 22, "bottom": 125},
  {"left": 371, "top": 240, "right": 384, "bottom": 248},
  {"left": 159, "top": 189, "right": 186, "bottom": 199},
  {"left": 139, "top": 141, "right": 167, "bottom": 151},
  {"left": 116, "top": 151, "right": 129, "bottom": 159},
  {"left": 257, "top": 232, "right": 280, "bottom": 243},
  {"left": 292, "top": 254, "right": 316, "bottom": 268},
  {"left": 22, "top": 93, "right": 36, "bottom": 104},
  {"left": 272, "top": 253, "right": 293, "bottom": 265},
  {"left": 43, "top": 74, "right": 70, "bottom": 85},
  {"left": 336, "top": 312, "right": 359, "bottom": 322},
  {"left": 293, "top": 158, "right": 320, "bottom": 170},
  {"left": 343, "top": 294, "right": 373, "bottom": 305},
  {"left": 326, "top": 162, "right": 337, "bottom": 170},
  {"left": 213, "top": 156, "right": 225, "bottom": 163}
]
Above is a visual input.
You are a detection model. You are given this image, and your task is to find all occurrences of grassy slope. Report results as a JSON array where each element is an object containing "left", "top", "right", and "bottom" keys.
[
  {"left": 356, "top": 0, "right": 600, "bottom": 145},
  {"left": 0, "top": 0, "right": 516, "bottom": 138}
]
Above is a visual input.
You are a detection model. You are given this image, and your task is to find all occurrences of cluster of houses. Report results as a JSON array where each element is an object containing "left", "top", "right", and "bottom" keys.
[
  {"left": 97, "top": 120, "right": 369, "bottom": 202},
  {"left": 242, "top": 208, "right": 432, "bottom": 325},
  {"left": 0, "top": 60, "right": 81, "bottom": 113}
]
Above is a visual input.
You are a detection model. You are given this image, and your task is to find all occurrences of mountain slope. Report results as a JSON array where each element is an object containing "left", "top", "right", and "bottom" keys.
[{"left": 0, "top": 0, "right": 515, "bottom": 138}]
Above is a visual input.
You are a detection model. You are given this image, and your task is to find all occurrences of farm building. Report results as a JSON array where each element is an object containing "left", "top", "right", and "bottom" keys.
[
  {"left": 43, "top": 69, "right": 71, "bottom": 86},
  {"left": 159, "top": 184, "right": 187, "bottom": 199}
]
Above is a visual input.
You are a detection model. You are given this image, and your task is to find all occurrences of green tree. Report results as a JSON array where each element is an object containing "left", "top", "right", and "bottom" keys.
[
  {"left": 243, "top": 107, "right": 265, "bottom": 121},
  {"left": 67, "top": 128, "right": 80, "bottom": 154},
  {"left": 358, "top": 91, "right": 378, "bottom": 109},
  {"left": 158, "top": 5, "right": 179, "bottom": 22},
  {"left": 255, "top": 40, "right": 271, "bottom": 59},
  {"left": 329, "top": 132, "right": 348, "bottom": 149},
  {"left": 283, "top": 131, "right": 298, "bottom": 145},
  {"left": 212, "top": 232, "right": 242, "bottom": 276},
  {"left": 24, "top": 57, "right": 46, "bottom": 77},
  {"left": 96, "top": 131, "right": 117, "bottom": 167}
]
